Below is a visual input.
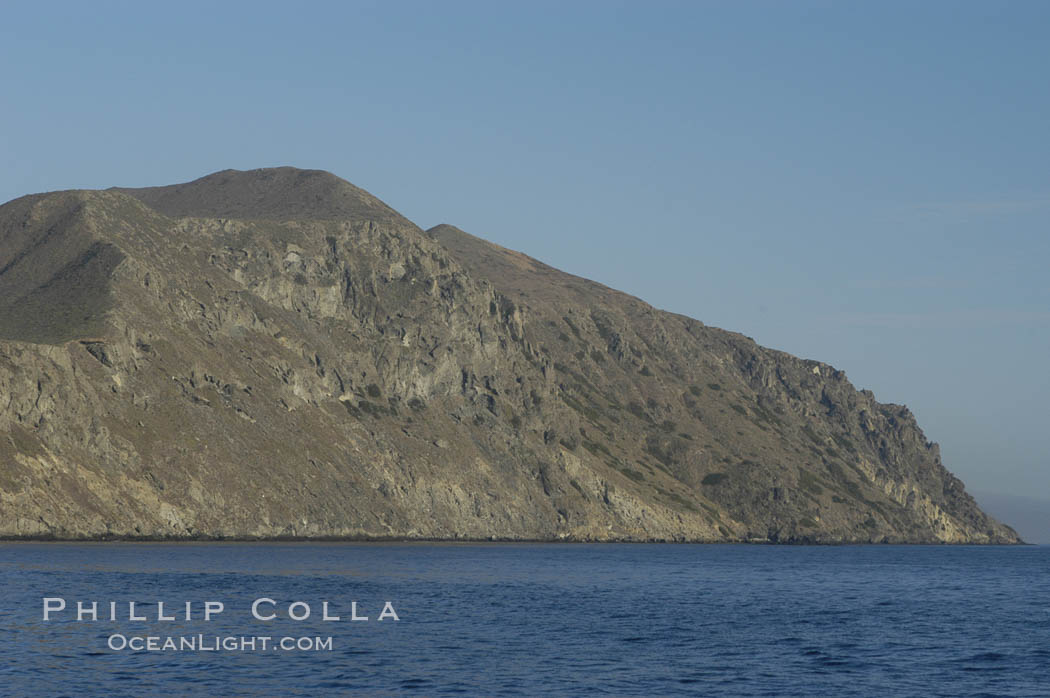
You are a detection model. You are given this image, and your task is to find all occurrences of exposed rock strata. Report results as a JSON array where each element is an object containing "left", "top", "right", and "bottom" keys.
[{"left": 0, "top": 168, "right": 1019, "bottom": 543}]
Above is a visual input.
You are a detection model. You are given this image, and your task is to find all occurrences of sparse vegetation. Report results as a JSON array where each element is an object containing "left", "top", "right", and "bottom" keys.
[
  {"left": 799, "top": 470, "right": 824, "bottom": 495},
  {"left": 802, "top": 425, "right": 822, "bottom": 444},
  {"left": 562, "top": 315, "right": 581, "bottom": 338},
  {"left": 0, "top": 167, "right": 1009, "bottom": 544},
  {"left": 832, "top": 433, "right": 858, "bottom": 454},
  {"left": 617, "top": 467, "right": 645, "bottom": 483},
  {"left": 627, "top": 401, "right": 650, "bottom": 421},
  {"left": 663, "top": 491, "right": 700, "bottom": 513},
  {"left": 357, "top": 400, "right": 387, "bottom": 417},
  {"left": 582, "top": 439, "right": 612, "bottom": 458}
]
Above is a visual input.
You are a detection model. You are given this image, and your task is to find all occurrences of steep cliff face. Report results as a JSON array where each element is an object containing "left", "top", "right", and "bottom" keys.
[{"left": 0, "top": 169, "right": 1019, "bottom": 542}]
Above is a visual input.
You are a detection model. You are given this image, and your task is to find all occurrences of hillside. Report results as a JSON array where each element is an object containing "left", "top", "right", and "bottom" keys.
[{"left": 0, "top": 168, "right": 1020, "bottom": 542}]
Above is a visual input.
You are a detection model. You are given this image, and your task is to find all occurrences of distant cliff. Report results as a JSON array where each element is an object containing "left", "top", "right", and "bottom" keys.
[{"left": 0, "top": 168, "right": 1020, "bottom": 542}]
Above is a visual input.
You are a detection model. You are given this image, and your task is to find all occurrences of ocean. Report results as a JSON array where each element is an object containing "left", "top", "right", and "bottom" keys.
[{"left": 1, "top": 542, "right": 1048, "bottom": 696}]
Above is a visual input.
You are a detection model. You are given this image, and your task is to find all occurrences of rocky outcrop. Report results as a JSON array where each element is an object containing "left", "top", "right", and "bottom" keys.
[{"left": 0, "top": 169, "right": 1020, "bottom": 542}]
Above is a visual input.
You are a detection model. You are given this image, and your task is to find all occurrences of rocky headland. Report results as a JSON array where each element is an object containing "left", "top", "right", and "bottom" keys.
[{"left": 0, "top": 168, "right": 1020, "bottom": 543}]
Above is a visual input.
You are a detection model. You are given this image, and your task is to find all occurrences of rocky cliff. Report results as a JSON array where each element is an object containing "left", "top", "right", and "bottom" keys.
[{"left": 0, "top": 168, "right": 1019, "bottom": 542}]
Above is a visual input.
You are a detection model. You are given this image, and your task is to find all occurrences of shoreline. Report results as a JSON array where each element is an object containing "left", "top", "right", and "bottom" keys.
[{"left": 0, "top": 535, "right": 1029, "bottom": 546}]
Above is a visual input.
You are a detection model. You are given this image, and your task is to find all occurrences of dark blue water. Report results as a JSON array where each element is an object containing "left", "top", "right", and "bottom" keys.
[{"left": 1, "top": 543, "right": 1048, "bottom": 696}]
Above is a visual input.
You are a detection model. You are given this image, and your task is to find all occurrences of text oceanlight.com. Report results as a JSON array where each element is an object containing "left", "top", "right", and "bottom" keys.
[{"left": 107, "top": 634, "right": 333, "bottom": 652}]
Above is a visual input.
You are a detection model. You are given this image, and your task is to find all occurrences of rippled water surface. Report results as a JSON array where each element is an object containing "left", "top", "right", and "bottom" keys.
[{"left": 1, "top": 543, "right": 1048, "bottom": 695}]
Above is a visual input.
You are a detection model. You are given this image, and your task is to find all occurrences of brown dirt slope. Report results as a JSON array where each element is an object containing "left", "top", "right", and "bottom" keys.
[{"left": 0, "top": 169, "right": 1020, "bottom": 543}]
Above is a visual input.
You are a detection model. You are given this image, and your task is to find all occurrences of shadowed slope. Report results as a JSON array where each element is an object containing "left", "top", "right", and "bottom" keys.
[{"left": 0, "top": 192, "right": 126, "bottom": 344}]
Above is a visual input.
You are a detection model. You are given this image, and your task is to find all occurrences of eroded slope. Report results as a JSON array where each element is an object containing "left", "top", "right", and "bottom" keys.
[{"left": 0, "top": 169, "right": 1019, "bottom": 542}]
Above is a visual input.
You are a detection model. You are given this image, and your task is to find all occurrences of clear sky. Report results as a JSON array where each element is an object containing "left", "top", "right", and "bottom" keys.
[{"left": 2, "top": 1, "right": 1047, "bottom": 503}]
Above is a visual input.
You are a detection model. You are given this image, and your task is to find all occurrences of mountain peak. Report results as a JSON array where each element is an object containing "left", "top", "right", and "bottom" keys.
[{"left": 112, "top": 166, "right": 413, "bottom": 227}]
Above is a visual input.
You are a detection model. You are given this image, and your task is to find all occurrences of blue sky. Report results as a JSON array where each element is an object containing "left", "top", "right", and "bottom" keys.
[{"left": 2, "top": 1, "right": 1047, "bottom": 501}]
